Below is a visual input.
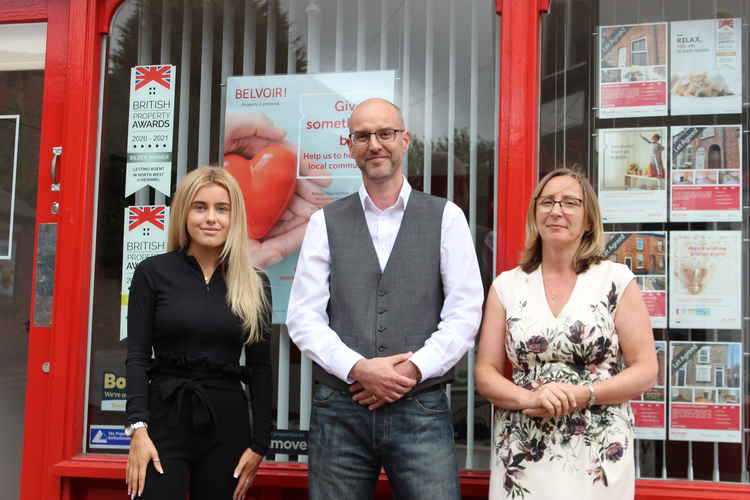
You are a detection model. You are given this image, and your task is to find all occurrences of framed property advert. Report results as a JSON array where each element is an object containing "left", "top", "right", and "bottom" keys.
[
  {"left": 668, "top": 342, "right": 742, "bottom": 443},
  {"left": 669, "top": 231, "right": 742, "bottom": 330},
  {"left": 670, "top": 19, "right": 742, "bottom": 116},
  {"left": 632, "top": 341, "right": 667, "bottom": 440},
  {"left": 670, "top": 125, "right": 742, "bottom": 222},
  {"left": 597, "top": 127, "right": 668, "bottom": 223},
  {"left": 603, "top": 232, "right": 666, "bottom": 328},
  {"left": 599, "top": 23, "right": 668, "bottom": 118}
]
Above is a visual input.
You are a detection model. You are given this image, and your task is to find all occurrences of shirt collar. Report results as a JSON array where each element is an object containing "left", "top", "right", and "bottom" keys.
[{"left": 358, "top": 177, "right": 412, "bottom": 213}]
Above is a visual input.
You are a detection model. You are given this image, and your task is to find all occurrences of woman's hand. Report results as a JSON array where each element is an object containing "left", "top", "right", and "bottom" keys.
[
  {"left": 232, "top": 448, "right": 263, "bottom": 500},
  {"left": 126, "top": 428, "right": 163, "bottom": 498},
  {"left": 522, "top": 382, "right": 586, "bottom": 419}
]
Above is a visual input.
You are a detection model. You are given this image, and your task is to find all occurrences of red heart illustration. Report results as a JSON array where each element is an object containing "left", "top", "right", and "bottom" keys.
[{"left": 224, "top": 145, "right": 296, "bottom": 239}]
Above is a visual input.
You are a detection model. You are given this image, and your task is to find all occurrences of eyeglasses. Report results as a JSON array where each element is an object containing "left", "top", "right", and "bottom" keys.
[
  {"left": 536, "top": 196, "right": 583, "bottom": 213},
  {"left": 349, "top": 128, "right": 404, "bottom": 146}
]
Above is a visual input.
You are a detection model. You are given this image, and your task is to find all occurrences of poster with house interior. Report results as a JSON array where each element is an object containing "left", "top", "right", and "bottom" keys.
[
  {"left": 669, "top": 231, "right": 741, "bottom": 330},
  {"left": 599, "top": 23, "right": 668, "bottom": 118},
  {"left": 631, "top": 341, "right": 667, "bottom": 440},
  {"left": 604, "top": 232, "right": 666, "bottom": 328},
  {"left": 597, "top": 127, "right": 668, "bottom": 223},
  {"left": 669, "top": 342, "right": 742, "bottom": 443},
  {"left": 670, "top": 19, "right": 742, "bottom": 116},
  {"left": 670, "top": 125, "right": 742, "bottom": 222}
]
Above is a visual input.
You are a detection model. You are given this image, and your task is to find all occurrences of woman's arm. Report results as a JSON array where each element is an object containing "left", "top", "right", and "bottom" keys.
[{"left": 587, "top": 279, "right": 658, "bottom": 405}]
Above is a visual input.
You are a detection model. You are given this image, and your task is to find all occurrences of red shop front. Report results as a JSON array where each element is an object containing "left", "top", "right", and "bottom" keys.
[{"left": 1, "top": 0, "right": 749, "bottom": 499}]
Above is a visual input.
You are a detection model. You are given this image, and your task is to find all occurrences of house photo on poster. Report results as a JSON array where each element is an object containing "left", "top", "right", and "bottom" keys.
[
  {"left": 632, "top": 341, "right": 667, "bottom": 441},
  {"left": 669, "top": 341, "right": 742, "bottom": 443},
  {"left": 225, "top": 71, "right": 395, "bottom": 323},
  {"left": 670, "top": 125, "right": 742, "bottom": 222},
  {"left": 603, "top": 232, "right": 666, "bottom": 328},
  {"left": 599, "top": 23, "right": 668, "bottom": 118},
  {"left": 670, "top": 19, "right": 742, "bottom": 116},
  {"left": 597, "top": 127, "right": 667, "bottom": 223},
  {"left": 669, "top": 231, "right": 741, "bottom": 330}
]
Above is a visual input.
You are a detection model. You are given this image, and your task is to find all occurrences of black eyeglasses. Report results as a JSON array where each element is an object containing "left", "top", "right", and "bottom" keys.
[
  {"left": 348, "top": 128, "right": 404, "bottom": 146},
  {"left": 536, "top": 196, "right": 583, "bottom": 213}
]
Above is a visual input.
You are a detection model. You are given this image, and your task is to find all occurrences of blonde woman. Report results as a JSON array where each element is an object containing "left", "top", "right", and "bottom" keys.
[
  {"left": 125, "top": 167, "right": 272, "bottom": 500},
  {"left": 476, "top": 168, "right": 657, "bottom": 500}
]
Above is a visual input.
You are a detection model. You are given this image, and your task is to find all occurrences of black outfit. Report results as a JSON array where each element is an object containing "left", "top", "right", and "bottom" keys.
[{"left": 126, "top": 250, "right": 272, "bottom": 499}]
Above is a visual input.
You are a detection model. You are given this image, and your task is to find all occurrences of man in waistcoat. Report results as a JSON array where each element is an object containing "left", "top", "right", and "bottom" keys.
[{"left": 286, "top": 98, "right": 483, "bottom": 500}]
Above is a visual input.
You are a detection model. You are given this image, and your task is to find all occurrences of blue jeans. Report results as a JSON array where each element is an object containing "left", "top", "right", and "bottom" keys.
[{"left": 309, "top": 384, "right": 460, "bottom": 500}]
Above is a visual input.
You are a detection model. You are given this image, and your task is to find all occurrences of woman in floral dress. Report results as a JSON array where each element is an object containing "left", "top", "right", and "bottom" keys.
[{"left": 475, "top": 168, "right": 658, "bottom": 500}]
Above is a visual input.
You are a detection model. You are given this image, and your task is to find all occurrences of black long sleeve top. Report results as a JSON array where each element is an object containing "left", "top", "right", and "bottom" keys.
[{"left": 125, "top": 249, "right": 273, "bottom": 456}]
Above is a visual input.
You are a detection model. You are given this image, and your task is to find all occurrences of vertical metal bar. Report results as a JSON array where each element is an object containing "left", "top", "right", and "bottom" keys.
[
  {"left": 335, "top": 0, "right": 344, "bottom": 72},
  {"left": 136, "top": 2, "right": 153, "bottom": 206},
  {"left": 490, "top": 9, "right": 501, "bottom": 454},
  {"left": 635, "top": 441, "right": 641, "bottom": 478},
  {"left": 155, "top": 0, "right": 172, "bottom": 205},
  {"left": 176, "top": 0, "right": 192, "bottom": 181},
  {"left": 380, "top": 0, "right": 388, "bottom": 70},
  {"left": 243, "top": 0, "right": 256, "bottom": 74},
  {"left": 401, "top": 0, "right": 411, "bottom": 178},
  {"left": 423, "top": 0, "right": 433, "bottom": 194},
  {"left": 266, "top": 0, "right": 277, "bottom": 74},
  {"left": 357, "top": 0, "right": 366, "bottom": 71},
  {"left": 287, "top": 0, "right": 297, "bottom": 74},
  {"left": 464, "top": 0, "right": 480, "bottom": 471},
  {"left": 298, "top": 1, "right": 322, "bottom": 457},
  {"left": 447, "top": 0, "right": 456, "bottom": 202},
  {"left": 219, "top": 0, "right": 235, "bottom": 161},
  {"left": 276, "top": 326, "right": 291, "bottom": 462},
  {"left": 197, "top": 0, "right": 214, "bottom": 165}
]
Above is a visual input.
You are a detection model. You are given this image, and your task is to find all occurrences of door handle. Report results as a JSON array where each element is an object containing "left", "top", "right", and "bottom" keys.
[{"left": 51, "top": 146, "right": 62, "bottom": 191}]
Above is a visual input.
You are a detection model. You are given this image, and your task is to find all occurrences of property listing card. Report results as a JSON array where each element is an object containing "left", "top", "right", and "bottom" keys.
[
  {"left": 670, "top": 19, "right": 742, "bottom": 116},
  {"left": 599, "top": 23, "right": 668, "bottom": 118},
  {"left": 670, "top": 125, "right": 742, "bottom": 222},
  {"left": 603, "top": 232, "right": 666, "bottom": 328},
  {"left": 668, "top": 231, "right": 742, "bottom": 330},
  {"left": 669, "top": 341, "right": 742, "bottom": 443},
  {"left": 632, "top": 341, "right": 667, "bottom": 440},
  {"left": 597, "top": 128, "right": 668, "bottom": 223}
]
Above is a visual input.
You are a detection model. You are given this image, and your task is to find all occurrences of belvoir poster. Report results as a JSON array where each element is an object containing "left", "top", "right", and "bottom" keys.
[
  {"left": 224, "top": 71, "right": 396, "bottom": 323},
  {"left": 670, "top": 19, "right": 742, "bottom": 116},
  {"left": 669, "top": 341, "right": 742, "bottom": 443},
  {"left": 597, "top": 128, "right": 668, "bottom": 223},
  {"left": 668, "top": 231, "right": 742, "bottom": 330},
  {"left": 670, "top": 125, "right": 742, "bottom": 222},
  {"left": 599, "top": 23, "right": 668, "bottom": 118}
]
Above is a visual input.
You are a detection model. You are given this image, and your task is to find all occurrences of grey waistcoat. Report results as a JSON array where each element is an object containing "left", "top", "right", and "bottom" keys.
[{"left": 316, "top": 190, "right": 453, "bottom": 394}]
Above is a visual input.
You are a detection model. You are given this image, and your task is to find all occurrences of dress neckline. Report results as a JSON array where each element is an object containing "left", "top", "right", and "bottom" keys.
[{"left": 537, "top": 265, "right": 580, "bottom": 320}]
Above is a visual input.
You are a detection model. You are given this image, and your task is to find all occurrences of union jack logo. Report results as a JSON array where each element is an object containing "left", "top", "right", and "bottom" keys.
[
  {"left": 134, "top": 65, "right": 172, "bottom": 91},
  {"left": 718, "top": 19, "right": 734, "bottom": 29},
  {"left": 129, "top": 206, "right": 166, "bottom": 231}
]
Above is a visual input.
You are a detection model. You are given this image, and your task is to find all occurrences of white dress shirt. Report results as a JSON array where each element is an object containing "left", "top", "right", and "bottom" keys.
[{"left": 286, "top": 179, "right": 484, "bottom": 384}]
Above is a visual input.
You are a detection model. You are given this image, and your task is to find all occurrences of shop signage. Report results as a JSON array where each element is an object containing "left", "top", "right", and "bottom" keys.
[
  {"left": 670, "top": 18, "right": 742, "bottom": 116},
  {"left": 670, "top": 125, "right": 742, "bottom": 222},
  {"left": 268, "top": 429, "right": 309, "bottom": 455},
  {"left": 88, "top": 425, "right": 130, "bottom": 450},
  {"left": 125, "top": 65, "right": 176, "bottom": 197},
  {"left": 224, "top": 70, "right": 395, "bottom": 323},
  {"left": 597, "top": 127, "right": 668, "bottom": 223},
  {"left": 669, "top": 231, "right": 742, "bottom": 329},
  {"left": 668, "top": 341, "right": 742, "bottom": 443},
  {"left": 120, "top": 205, "right": 169, "bottom": 340},
  {"left": 101, "top": 371, "right": 127, "bottom": 412}
]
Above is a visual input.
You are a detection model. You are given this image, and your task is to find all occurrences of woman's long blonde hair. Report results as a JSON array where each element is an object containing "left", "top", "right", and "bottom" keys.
[
  {"left": 519, "top": 168, "right": 606, "bottom": 274},
  {"left": 168, "top": 166, "right": 267, "bottom": 343}
]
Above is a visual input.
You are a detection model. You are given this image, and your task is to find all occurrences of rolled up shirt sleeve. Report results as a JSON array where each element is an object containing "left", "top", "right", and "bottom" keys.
[
  {"left": 408, "top": 201, "right": 484, "bottom": 381},
  {"left": 286, "top": 210, "right": 364, "bottom": 383}
]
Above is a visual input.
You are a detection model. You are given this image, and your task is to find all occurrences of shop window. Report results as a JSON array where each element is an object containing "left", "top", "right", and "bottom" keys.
[
  {"left": 540, "top": 0, "right": 749, "bottom": 485},
  {"left": 86, "top": 0, "right": 498, "bottom": 472}
]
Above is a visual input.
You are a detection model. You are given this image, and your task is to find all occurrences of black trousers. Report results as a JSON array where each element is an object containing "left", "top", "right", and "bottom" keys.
[{"left": 140, "top": 377, "right": 251, "bottom": 500}]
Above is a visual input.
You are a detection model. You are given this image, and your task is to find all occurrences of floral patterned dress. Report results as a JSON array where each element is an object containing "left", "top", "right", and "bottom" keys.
[{"left": 489, "top": 260, "right": 636, "bottom": 500}]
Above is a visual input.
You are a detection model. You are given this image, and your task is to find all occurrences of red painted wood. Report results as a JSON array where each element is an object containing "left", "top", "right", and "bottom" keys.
[
  {"left": 0, "top": 0, "right": 47, "bottom": 22},
  {"left": 97, "top": 0, "right": 124, "bottom": 34}
]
